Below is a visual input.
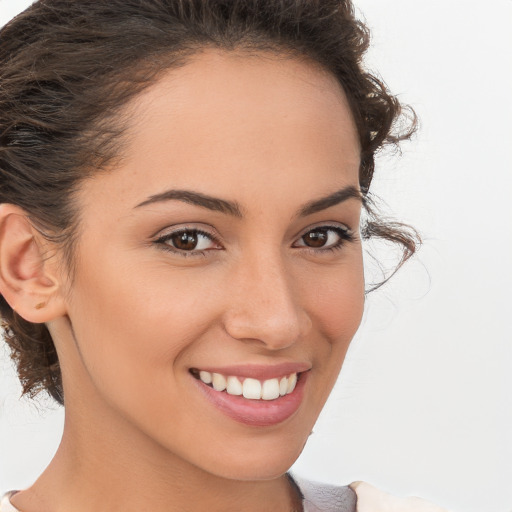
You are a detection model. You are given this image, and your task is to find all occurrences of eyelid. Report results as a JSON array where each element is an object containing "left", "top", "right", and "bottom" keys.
[
  {"left": 151, "top": 222, "right": 221, "bottom": 241},
  {"left": 293, "top": 222, "right": 352, "bottom": 240}
]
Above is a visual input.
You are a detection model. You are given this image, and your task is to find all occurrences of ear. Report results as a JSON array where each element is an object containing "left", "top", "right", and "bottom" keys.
[{"left": 0, "top": 204, "right": 67, "bottom": 323}]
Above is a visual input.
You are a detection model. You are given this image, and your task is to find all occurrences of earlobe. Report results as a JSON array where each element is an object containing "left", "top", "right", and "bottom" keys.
[{"left": 0, "top": 204, "right": 67, "bottom": 323}]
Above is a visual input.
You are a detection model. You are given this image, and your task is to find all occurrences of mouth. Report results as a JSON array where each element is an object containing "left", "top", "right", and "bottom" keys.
[
  {"left": 189, "top": 365, "right": 310, "bottom": 427},
  {"left": 190, "top": 368, "right": 300, "bottom": 401}
]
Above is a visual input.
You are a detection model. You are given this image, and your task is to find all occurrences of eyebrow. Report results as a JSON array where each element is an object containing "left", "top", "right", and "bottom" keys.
[
  {"left": 135, "top": 185, "right": 362, "bottom": 218},
  {"left": 298, "top": 185, "right": 362, "bottom": 216}
]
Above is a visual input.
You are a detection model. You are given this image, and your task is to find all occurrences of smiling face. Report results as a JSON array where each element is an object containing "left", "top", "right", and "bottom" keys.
[{"left": 51, "top": 49, "right": 365, "bottom": 481}]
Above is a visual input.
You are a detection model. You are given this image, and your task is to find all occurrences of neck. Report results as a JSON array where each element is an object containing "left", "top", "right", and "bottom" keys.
[{"left": 11, "top": 405, "right": 303, "bottom": 512}]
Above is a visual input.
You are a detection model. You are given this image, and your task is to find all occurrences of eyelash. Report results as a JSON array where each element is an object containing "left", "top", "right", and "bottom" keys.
[{"left": 154, "top": 225, "right": 355, "bottom": 258}]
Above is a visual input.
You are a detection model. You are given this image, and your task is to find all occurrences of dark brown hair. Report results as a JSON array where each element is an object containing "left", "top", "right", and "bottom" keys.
[{"left": 0, "top": 0, "right": 419, "bottom": 405}]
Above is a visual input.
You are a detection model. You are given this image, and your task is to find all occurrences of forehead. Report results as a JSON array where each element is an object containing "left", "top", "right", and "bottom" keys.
[
  {"left": 81, "top": 49, "right": 361, "bottom": 214},
  {"left": 124, "top": 49, "right": 359, "bottom": 161}
]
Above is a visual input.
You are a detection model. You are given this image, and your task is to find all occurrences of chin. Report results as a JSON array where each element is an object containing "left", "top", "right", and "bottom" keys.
[
  {"left": 197, "top": 430, "right": 310, "bottom": 482},
  {"left": 212, "top": 458, "right": 297, "bottom": 482}
]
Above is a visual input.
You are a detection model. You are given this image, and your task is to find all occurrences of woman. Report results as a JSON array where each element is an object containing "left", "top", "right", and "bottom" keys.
[{"left": 0, "top": 1, "right": 448, "bottom": 510}]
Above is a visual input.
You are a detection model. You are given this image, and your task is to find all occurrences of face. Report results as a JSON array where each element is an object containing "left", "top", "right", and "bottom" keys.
[{"left": 54, "top": 50, "right": 365, "bottom": 481}]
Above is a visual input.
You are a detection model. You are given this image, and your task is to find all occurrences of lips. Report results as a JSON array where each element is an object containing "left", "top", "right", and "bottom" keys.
[{"left": 189, "top": 363, "right": 310, "bottom": 427}]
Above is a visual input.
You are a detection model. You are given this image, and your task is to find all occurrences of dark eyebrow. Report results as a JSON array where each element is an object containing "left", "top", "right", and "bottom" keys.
[
  {"left": 134, "top": 185, "right": 362, "bottom": 218},
  {"left": 297, "top": 185, "right": 362, "bottom": 217},
  {"left": 135, "top": 189, "right": 244, "bottom": 217}
]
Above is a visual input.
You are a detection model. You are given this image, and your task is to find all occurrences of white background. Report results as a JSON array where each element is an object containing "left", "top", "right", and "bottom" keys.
[{"left": 1, "top": 1, "right": 511, "bottom": 511}]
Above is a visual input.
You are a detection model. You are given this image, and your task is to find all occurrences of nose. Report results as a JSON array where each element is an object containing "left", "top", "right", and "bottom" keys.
[{"left": 222, "top": 251, "right": 312, "bottom": 350}]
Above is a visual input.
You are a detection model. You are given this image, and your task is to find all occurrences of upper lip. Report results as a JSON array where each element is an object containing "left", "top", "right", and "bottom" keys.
[{"left": 190, "top": 362, "right": 311, "bottom": 381}]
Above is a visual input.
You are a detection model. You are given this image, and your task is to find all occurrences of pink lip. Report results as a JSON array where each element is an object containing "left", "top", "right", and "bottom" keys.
[
  {"left": 191, "top": 369, "right": 309, "bottom": 427},
  {"left": 191, "top": 362, "right": 311, "bottom": 380}
]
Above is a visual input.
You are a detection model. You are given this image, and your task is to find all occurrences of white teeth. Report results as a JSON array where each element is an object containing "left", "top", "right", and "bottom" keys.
[
  {"left": 196, "top": 370, "right": 299, "bottom": 400},
  {"left": 212, "top": 373, "right": 227, "bottom": 391},
  {"left": 287, "top": 373, "right": 297, "bottom": 394},
  {"left": 199, "top": 371, "right": 212, "bottom": 384},
  {"left": 243, "top": 378, "right": 262, "bottom": 399},
  {"left": 262, "top": 378, "right": 280, "bottom": 400},
  {"left": 279, "top": 376, "right": 288, "bottom": 396},
  {"left": 226, "top": 376, "right": 243, "bottom": 396}
]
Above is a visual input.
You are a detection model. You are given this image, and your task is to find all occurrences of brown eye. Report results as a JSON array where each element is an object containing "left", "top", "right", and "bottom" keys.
[
  {"left": 156, "top": 229, "right": 218, "bottom": 255},
  {"left": 171, "top": 231, "right": 199, "bottom": 250},
  {"left": 295, "top": 225, "right": 352, "bottom": 252},
  {"left": 302, "top": 229, "right": 329, "bottom": 248}
]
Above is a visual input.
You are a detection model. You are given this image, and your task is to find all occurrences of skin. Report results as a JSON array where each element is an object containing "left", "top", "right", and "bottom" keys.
[{"left": 4, "top": 49, "right": 365, "bottom": 512}]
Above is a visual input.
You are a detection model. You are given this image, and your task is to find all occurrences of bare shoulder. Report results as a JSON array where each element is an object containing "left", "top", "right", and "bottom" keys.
[{"left": 350, "top": 481, "right": 451, "bottom": 512}]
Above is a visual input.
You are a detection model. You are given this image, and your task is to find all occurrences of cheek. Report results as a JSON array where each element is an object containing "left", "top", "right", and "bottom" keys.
[
  {"left": 299, "top": 256, "right": 365, "bottom": 400},
  {"left": 304, "top": 259, "right": 365, "bottom": 344},
  {"left": 65, "top": 252, "right": 221, "bottom": 401}
]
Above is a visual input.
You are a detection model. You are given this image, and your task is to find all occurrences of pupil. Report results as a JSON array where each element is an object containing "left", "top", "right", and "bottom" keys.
[
  {"left": 304, "top": 230, "right": 327, "bottom": 248},
  {"left": 173, "top": 231, "right": 198, "bottom": 250}
]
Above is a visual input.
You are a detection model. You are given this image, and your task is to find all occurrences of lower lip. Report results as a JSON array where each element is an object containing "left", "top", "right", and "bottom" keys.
[{"left": 192, "top": 372, "right": 308, "bottom": 427}]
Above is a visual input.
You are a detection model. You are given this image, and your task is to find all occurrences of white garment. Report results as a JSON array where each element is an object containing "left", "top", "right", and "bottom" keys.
[
  {"left": 292, "top": 476, "right": 450, "bottom": 512},
  {"left": 349, "top": 481, "right": 451, "bottom": 512},
  {"left": 0, "top": 480, "right": 451, "bottom": 512},
  {"left": 0, "top": 493, "right": 18, "bottom": 512}
]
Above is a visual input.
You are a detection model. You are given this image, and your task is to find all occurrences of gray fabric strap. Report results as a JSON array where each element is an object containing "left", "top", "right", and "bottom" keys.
[{"left": 289, "top": 474, "right": 357, "bottom": 512}]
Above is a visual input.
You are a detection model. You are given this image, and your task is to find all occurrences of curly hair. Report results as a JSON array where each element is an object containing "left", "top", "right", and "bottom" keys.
[{"left": 0, "top": 0, "right": 419, "bottom": 405}]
